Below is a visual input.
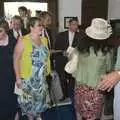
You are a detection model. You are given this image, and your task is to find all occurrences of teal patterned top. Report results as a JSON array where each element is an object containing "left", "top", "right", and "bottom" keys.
[{"left": 72, "top": 48, "right": 114, "bottom": 88}]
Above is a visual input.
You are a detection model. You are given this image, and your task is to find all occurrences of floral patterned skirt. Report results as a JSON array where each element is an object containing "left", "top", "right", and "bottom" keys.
[
  {"left": 18, "top": 77, "right": 50, "bottom": 116},
  {"left": 74, "top": 85, "right": 104, "bottom": 120}
]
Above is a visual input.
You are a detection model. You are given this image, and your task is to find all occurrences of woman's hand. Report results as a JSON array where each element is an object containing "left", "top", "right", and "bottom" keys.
[
  {"left": 97, "top": 71, "right": 120, "bottom": 92},
  {"left": 16, "top": 78, "right": 22, "bottom": 88},
  {"left": 14, "top": 38, "right": 24, "bottom": 89}
]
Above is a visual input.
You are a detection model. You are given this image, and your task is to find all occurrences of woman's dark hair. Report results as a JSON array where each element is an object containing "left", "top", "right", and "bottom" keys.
[
  {"left": 77, "top": 35, "right": 113, "bottom": 55},
  {"left": 0, "top": 19, "right": 9, "bottom": 33},
  {"left": 27, "top": 17, "right": 42, "bottom": 32}
]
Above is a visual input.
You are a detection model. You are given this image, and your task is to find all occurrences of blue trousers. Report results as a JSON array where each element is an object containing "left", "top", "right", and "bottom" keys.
[{"left": 41, "top": 104, "right": 76, "bottom": 120}]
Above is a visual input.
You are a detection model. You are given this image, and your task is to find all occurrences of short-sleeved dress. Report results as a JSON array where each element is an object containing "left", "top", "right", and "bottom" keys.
[{"left": 18, "top": 41, "right": 50, "bottom": 116}]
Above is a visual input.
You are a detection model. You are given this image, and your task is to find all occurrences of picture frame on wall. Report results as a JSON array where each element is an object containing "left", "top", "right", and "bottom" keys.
[{"left": 64, "top": 17, "right": 74, "bottom": 29}]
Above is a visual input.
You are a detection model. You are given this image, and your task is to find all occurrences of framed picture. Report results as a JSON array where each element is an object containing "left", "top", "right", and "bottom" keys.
[{"left": 64, "top": 17, "right": 74, "bottom": 29}]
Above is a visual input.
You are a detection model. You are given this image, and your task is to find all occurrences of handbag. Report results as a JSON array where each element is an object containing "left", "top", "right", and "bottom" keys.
[
  {"left": 104, "top": 90, "right": 114, "bottom": 115},
  {"left": 50, "top": 70, "right": 63, "bottom": 103},
  {"left": 65, "top": 47, "right": 79, "bottom": 74}
]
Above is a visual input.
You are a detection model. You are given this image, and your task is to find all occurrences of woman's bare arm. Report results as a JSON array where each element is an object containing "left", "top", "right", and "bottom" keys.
[{"left": 13, "top": 37, "right": 24, "bottom": 87}]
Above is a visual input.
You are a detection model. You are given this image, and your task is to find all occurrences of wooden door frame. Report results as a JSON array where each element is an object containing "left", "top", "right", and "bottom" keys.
[{"left": 81, "top": 0, "right": 108, "bottom": 29}]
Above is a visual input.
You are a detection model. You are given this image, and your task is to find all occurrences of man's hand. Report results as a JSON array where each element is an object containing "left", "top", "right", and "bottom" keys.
[{"left": 97, "top": 71, "right": 120, "bottom": 92}]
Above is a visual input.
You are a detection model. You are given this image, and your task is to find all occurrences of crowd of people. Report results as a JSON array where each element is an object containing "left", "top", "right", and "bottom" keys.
[
  {"left": 0, "top": 6, "right": 53, "bottom": 120},
  {"left": 0, "top": 5, "right": 120, "bottom": 120}
]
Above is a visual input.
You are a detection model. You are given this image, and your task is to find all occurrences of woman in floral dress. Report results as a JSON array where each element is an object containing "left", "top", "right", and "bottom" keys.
[{"left": 14, "top": 17, "right": 50, "bottom": 120}]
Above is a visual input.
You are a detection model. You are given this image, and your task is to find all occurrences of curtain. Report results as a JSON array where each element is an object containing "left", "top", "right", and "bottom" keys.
[
  {"left": 81, "top": 0, "right": 108, "bottom": 28},
  {"left": 0, "top": 0, "right": 4, "bottom": 17},
  {"left": 48, "top": 0, "right": 58, "bottom": 46}
]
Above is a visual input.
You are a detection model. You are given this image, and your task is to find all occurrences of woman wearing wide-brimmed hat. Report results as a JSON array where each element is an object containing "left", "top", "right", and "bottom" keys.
[{"left": 65, "top": 18, "right": 114, "bottom": 120}]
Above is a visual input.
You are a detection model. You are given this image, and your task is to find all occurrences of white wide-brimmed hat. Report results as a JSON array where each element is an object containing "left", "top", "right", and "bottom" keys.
[{"left": 85, "top": 18, "right": 112, "bottom": 40}]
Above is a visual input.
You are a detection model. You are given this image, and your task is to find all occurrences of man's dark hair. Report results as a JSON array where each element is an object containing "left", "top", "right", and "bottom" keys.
[
  {"left": 18, "top": 6, "right": 27, "bottom": 14},
  {"left": 36, "top": 10, "right": 42, "bottom": 14},
  {"left": 69, "top": 17, "right": 78, "bottom": 23}
]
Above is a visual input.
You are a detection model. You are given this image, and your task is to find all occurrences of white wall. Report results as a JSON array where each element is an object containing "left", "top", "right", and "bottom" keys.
[
  {"left": 108, "top": 0, "right": 120, "bottom": 19},
  {"left": 58, "top": 0, "right": 120, "bottom": 31},
  {"left": 4, "top": 2, "right": 47, "bottom": 17},
  {"left": 58, "top": 0, "right": 82, "bottom": 32}
]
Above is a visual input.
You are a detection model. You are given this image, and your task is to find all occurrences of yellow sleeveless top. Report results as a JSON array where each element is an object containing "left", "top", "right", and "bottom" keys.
[{"left": 20, "top": 34, "right": 51, "bottom": 79}]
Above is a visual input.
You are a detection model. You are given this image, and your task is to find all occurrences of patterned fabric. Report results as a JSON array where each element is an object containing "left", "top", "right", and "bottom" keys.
[
  {"left": 75, "top": 85, "right": 104, "bottom": 120},
  {"left": 18, "top": 43, "right": 50, "bottom": 116},
  {"left": 41, "top": 36, "right": 51, "bottom": 75},
  {"left": 72, "top": 48, "right": 114, "bottom": 88}
]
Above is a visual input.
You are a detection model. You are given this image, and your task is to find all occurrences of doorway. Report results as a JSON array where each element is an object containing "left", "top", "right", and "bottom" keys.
[{"left": 81, "top": 0, "right": 108, "bottom": 28}]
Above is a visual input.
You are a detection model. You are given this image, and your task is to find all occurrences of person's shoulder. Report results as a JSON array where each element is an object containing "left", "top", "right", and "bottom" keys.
[
  {"left": 18, "top": 34, "right": 29, "bottom": 44},
  {"left": 8, "top": 29, "right": 14, "bottom": 36},
  {"left": 7, "top": 32, "right": 16, "bottom": 46},
  {"left": 60, "top": 30, "right": 68, "bottom": 34},
  {"left": 57, "top": 30, "right": 68, "bottom": 36},
  {"left": 8, "top": 31, "right": 15, "bottom": 40},
  {"left": 41, "top": 37, "right": 48, "bottom": 46},
  {"left": 8, "top": 29, "right": 13, "bottom": 33},
  {"left": 46, "top": 28, "right": 51, "bottom": 33},
  {"left": 21, "top": 28, "right": 29, "bottom": 35}
]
